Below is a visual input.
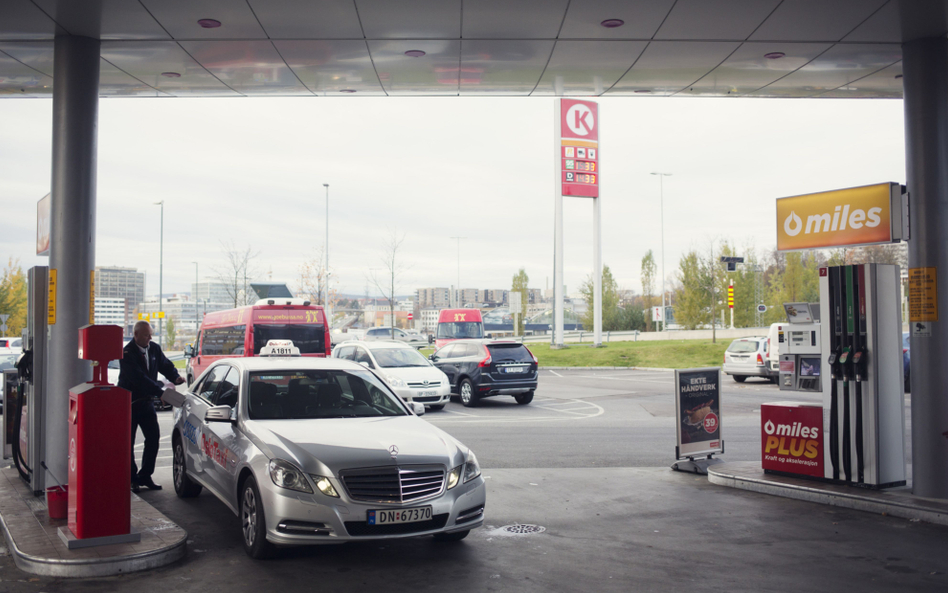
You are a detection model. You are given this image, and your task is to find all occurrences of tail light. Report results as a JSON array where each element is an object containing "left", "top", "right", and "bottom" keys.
[
  {"left": 525, "top": 346, "right": 538, "bottom": 364},
  {"left": 757, "top": 353, "right": 764, "bottom": 366},
  {"left": 478, "top": 347, "right": 492, "bottom": 368},
  {"left": 903, "top": 348, "right": 908, "bottom": 354}
]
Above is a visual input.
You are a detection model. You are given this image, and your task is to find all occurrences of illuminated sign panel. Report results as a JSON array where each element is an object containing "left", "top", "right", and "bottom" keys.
[
  {"left": 558, "top": 99, "right": 599, "bottom": 198},
  {"left": 776, "top": 182, "right": 903, "bottom": 251}
]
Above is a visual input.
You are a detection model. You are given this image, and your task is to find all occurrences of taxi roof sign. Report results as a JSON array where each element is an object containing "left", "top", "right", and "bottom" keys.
[{"left": 259, "top": 340, "right": 300, "bottom": 357}]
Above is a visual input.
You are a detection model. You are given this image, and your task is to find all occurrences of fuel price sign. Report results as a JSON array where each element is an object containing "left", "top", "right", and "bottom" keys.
[{"left": 558, "top": 99, "right": 599, "bottom": 198}]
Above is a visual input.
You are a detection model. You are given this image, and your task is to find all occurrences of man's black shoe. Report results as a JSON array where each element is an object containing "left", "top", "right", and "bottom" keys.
[
  {"left": 138, "top": 477, "right": 162, "bottom": 491},
  {"left": 131, "top": 480, "right": 141, "bottom": 493}
]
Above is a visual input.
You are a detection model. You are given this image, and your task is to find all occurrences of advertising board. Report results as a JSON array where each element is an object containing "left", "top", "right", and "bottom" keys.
[
  {"left": 761, "top": 402, "right": 824, "bottom": 478},
  {"left": 776, "top": 182, "right": 904, "bottom": 251},
  {"left": 557, "top": 99, "right": 599, "bottom": 198},
  {"left": 674, "top": 367, "right": 723, "bottom": 458}
]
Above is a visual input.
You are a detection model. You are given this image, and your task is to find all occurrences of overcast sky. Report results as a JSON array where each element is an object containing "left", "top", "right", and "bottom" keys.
[{"left": 0, "top": 95, "right": 906, "bottom": 300}]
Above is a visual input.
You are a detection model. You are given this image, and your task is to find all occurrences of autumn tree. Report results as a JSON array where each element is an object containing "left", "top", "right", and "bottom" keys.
[
  {"left": 0, "top": 259, "right": 26, "bottom": 337},
  {"left": 165, "top": 317, "right": 177, "bottom": 350},
  {"left": 674, "top": 250, "right": 711, "bottom": 330},
  {"left": 580, "top": 265, "right": 623, "bottom": 331},
  {"left": 511, "top": 268, "right": 529, "bottom": 335},
  {"left": 296, "top": 245, "right": 336, "bottom": 307},
  {"left": 215, "top": 240, "right": 259, "bottom": 307},
  {"left": 641, "top": 250, "right": 656, "bottom": 331},
  {"left": 367, "top": 228, "right": 409, "bottom": 337}
]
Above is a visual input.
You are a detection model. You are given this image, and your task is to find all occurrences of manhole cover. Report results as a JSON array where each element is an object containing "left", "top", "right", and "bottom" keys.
[{"left": 501, "top": 524, "right": 546, "bottom": 535}]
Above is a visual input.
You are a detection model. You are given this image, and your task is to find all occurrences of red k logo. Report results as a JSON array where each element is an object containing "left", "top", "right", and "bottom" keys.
[{"left": 566, "top": 104, "right": 595, "bottom": 136}]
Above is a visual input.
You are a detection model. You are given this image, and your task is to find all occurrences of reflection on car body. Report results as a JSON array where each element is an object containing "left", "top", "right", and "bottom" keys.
[{"left": 171, "top": 342, "right": 485, "bottom": 558}]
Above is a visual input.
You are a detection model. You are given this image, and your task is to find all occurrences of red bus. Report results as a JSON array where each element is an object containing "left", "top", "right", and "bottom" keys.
[
  {"left": 184, "top": 299, "right": 330, "bottom": 385},
  {"left": 434, "top": 308, "right": 484, "bottom": 349}
]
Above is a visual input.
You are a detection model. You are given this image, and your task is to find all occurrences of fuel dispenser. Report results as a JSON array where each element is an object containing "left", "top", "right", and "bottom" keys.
[
  {"left": 778, "top": 302, "right": 823, "bottom": 393},
  {"left": 820, "top": 264, "right": 905, "bottom": 488},
  {"left": 61, "top": 324, "right": 140, "bottom": 548},
  {"left": 762, "top": 264, "right": 905, "bottom": 489}
]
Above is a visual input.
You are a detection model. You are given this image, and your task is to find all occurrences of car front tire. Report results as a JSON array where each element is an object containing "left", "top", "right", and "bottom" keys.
[
  {"left": 433, "top": 529, "right": 470, "bottom": 542},
  {"left": 172, "top": 437, "right": 202, "bottom": 498},
  {"left": 515, "top": 391, "right": 534, "bottom": 405},
  {"left": 459, "top": 378, "right": 479, "bottom": 407},
  {"left": 241, "top": 477, "right": 275, "bottom": 559},
  {"left": 733, "top": 375, "right": 746, "bottom": 383}
]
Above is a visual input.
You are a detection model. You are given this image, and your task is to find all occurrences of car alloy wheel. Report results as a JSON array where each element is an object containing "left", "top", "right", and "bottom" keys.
[
  {"left": 459, "top": 379, "right": 478, "bottom": 407},
  {"left": 173, "top": 443, "right": 184, "bottom": 490},
  {"left": 242, "top": 486, "right": 257, "bottom": 547},
  {"left": 172, "top": 438, "right": 201, "bottom": 498},
  {"left": 240, "top": 478, "right": 274, "bottom": 558}
]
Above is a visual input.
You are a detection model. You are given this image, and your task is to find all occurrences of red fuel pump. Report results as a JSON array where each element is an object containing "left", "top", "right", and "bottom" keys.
[{"left": 63, "top": 325, "right": 140, "bottom": 547}]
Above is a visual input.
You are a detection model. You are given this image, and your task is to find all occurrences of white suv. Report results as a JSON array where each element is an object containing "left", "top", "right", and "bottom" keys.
[{"left": 363, "top": 327, "right": 427, "bottom": 349}]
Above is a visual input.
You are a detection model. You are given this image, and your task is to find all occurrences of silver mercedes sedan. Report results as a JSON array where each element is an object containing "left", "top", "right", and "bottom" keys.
[{"left": 170, "top": 348, "right": 486, "bottom": 558}]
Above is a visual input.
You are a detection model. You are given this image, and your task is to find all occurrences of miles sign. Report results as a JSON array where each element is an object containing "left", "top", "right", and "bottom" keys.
[{"left": 776, "top": 182, "right": 905, "bottom": 251}]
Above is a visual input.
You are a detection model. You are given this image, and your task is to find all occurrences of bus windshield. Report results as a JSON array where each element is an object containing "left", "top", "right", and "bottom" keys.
[
  {"left": 437, "top": 321, "right": 484, "bottom": 339},
  {"left": 253, "top": 324, "right": 325, "bottom": 354}
]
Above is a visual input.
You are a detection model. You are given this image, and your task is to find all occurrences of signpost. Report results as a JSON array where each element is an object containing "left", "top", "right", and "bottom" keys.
[
  {"left": 553, "top": 99, "right": 601, "bottom": 347},
  {"left": 672, "top": 367, "right": 724, "bottom": 474}
]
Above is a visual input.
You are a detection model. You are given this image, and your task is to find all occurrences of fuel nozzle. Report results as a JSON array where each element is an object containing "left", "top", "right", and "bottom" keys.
[
  {"left": 838, "top": 346, "right": 853, "bottom": 380},
  {"left": 828, "top": 348, "right": 840, "bottom": 380},
  {"left": 852, "top": 348, "right": 867, "bottom": 382}
]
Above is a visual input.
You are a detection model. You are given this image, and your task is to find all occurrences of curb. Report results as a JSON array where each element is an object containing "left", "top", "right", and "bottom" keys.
[{"left": 540, "top": 366, "right": 676, "bottom": 372}]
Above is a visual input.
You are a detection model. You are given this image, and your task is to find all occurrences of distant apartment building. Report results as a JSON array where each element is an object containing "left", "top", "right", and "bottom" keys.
[
  {"left": 94, "top": 266, "right": 145, "bottom": 331},
  {"left": 93, "top": 297, "right": 126, "bottom": 329},
  {"left": 420, "top": 308, "right": 439, "bottom": 332},
  {"left": 416, "top": 287, "right": 451, "bottom": 309},
  {"left": 193, "top": 281, "right": 234, "bottom": 306}
]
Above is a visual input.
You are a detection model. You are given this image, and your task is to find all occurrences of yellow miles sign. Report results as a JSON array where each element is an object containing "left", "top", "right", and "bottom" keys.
[{"left": 776, "top": 183, "right": 904, "bottom": 251}]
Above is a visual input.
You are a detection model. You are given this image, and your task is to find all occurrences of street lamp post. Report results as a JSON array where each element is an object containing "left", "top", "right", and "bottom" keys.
[
  {"left": 155, "top": 200, "right": 164, "bottom": 347},
  {"left": 323, "top": 183, "right": 330, "bottom": 325},
  {"left": 650, "top": 173, "right": 671, "bottom": 331},
  {"left": 450, "top": 236, "right": 466, "bottom": 307}
]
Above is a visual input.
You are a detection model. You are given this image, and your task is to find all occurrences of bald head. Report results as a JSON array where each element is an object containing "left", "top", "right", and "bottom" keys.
[{"left": 133, "top": 320, "right": 153, "bottom": 348}]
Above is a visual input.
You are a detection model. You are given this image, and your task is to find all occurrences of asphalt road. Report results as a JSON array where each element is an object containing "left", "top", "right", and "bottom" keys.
[{"left": 0, "top": 369, "right": 939, "bottom": 592}]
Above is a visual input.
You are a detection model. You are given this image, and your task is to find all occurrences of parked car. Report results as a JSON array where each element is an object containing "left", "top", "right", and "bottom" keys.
[
  {"left": 363, "top": 327, "right": 427, "bottom": 349},
  {"left": 0, "top": 337, "right": 22, "bottom": 354},
  {"left": 333, "top": 340, "right": 451, "bottom": 410},
  {"left": 765, "top": 323, "right": 786, "bottom": 376},
  {"left": 428, "top": 340, "right": 538, "bottom": 407},
  {"left": 171, "top": 345, "right": 485, "bottom": 558},
  {"left": 722, "top": 337, "right": 775, "bottom": 383},
  {"left": 903, "top": 331, "right": 911, "bottom": 393}
]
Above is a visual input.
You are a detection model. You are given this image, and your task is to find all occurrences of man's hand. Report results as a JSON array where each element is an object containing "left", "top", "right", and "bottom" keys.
[{"left": 174, "top": 377, "right": 185, "bottom": 385}]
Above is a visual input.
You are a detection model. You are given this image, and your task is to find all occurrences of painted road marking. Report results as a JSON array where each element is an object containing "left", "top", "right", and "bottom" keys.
[
  {"left": 426, "top": 397, "right": 603, "bottom": 424},
  {"left": 548, "top": 370, "right": 562, "bottom": 377}
]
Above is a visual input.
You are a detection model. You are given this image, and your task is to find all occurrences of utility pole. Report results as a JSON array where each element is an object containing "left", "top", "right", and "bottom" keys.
[
  {"left": 651, "top": 172, "right": 671, "bottom": 331},
  {"left": 155, "top": 200, "right": 164, "bottom": 348}
]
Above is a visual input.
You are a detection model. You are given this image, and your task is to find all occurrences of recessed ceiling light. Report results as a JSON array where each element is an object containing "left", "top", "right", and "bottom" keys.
[
  {"left": 404, "top": 50, "right": 426, "bottom": 57},
  {"left": 198, "top": 19, "right": 221, "bottom": 29},
  {"left": 161, "top": 72, "right": 181, "bottom": 78},
  {"left": 895, "top": 74, "right": 903, "bottom": 79},
  {"left": 634, "top": 90, "right": 651, "bottom": 94},
  {"left": 600, "top": 19, "right": 625, "bottom": 28},
  {"left": 340, "top": 89, "right": 357, "bottom": 93},
  {"left": 764, "top": 52, "right": 786, "bottom": 60}
]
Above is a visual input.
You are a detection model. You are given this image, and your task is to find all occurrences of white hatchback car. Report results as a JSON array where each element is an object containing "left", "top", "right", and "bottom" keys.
[
  {"left": 332, "top": 341, "right": 451, "bottom": 410},
  {"left": 171, "top": 345, "right": 485, "bottom": 558}
]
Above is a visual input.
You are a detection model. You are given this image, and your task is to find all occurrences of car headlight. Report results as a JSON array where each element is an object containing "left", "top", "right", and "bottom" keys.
[
  {"left": 463, "top": 450, "right": 481, "bottom": 483},
  {"left": 385, "top": 375, "right": 406, "bottom": 388},
  {"left": 447, "top": 465, "right": 462, "bottom": 490},
  {"left": 309, "top": 475, "right": 340, "bottom": 498},
  {"left": 268, "top": 459, "right": 313, "bottom": 494}
]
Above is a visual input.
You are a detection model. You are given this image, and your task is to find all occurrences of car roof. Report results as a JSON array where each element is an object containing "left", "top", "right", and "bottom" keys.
[
  {"left": 358, "top": 340, "right": 413, "bottom": 350},
  {"left": 212, "top": 356, "right": 365, "bottom": 373}
]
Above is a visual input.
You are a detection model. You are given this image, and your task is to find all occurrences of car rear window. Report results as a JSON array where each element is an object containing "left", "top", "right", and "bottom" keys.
[
  {"left": 727, "top": 340, "right": 760, "bottom": 354},
  {"left": 253, "top": 324, "right": 325, "bottom": 355},
  {"left": 486, "top": 344, "right": 533, "bottom": 363}
]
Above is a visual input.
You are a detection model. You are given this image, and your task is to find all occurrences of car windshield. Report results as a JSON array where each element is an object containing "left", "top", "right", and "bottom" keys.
[
  {"left": 0, "top": 354, "right": 17, "bottom": 371},
  {"left": 372, "top": 348, "right": 429, "bottom": 368},
  {"left": 437, "top": 322, "right": 484, "bottom": 339},
  {"left": 248, "top": 369, "right": 408, "bottom": 420},
  {"left": 727, "top": 340, "right": 760, "bottom": 354}
]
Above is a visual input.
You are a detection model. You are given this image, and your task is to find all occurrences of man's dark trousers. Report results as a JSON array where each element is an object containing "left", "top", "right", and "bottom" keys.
[{"left": 131, "top": 399, "right": 160, "bottom": 480}]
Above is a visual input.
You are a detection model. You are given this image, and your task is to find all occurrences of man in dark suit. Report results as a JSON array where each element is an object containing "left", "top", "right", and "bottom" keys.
[{"left": 119, "top": 320, "right": 184, "bottom": 492}]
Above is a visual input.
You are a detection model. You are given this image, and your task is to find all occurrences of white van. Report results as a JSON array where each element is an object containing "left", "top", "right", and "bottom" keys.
[{"left": 766, "top": 322, "right": 787, "bottom": 375}]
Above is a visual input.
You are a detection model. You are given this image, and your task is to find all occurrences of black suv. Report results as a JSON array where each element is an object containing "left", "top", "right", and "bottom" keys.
[{"left": 428, "top": 340, "right": 538, "bottom": 407}]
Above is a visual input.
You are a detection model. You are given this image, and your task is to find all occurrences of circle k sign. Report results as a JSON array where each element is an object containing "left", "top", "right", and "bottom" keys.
[{"left": 560, "top": 99, "right": 598, "bottom": 141}]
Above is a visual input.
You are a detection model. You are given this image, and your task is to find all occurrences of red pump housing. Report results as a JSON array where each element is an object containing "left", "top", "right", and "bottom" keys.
[{"left": 67, "top": 325, "right": 133, "bottom": 540}]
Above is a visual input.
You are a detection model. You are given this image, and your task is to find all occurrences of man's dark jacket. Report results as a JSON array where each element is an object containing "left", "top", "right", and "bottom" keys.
[{"left": 118, "top": 341, "right": 181, "bottom": 403}]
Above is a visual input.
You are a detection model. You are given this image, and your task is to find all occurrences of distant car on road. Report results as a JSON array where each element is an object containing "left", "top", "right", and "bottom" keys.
[
  {"left": 722, "top": 337, "right": 775, "bottom": 383},
  {"left": 0, "top": 337, "right": 22, "bottom": 354},
  {"left": 428, "top": 340, "right": 537, "bottom": 407},
  {"left": 333, "top": 341, "right": 450, "bottom": 410},
  {"left": 363, "top": 327, "right": 427, "bottom": 349}
]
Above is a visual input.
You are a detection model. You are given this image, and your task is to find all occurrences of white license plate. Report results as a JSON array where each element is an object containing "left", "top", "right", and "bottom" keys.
[
  {"left": 419, "top": 390, "right": 437, "bottom": 397},
  {"left": 367, "top": 506, "right": 432, "bottom": 525},
  {"left": 503, "top": 366, "right": 527, "bottom": 373}
]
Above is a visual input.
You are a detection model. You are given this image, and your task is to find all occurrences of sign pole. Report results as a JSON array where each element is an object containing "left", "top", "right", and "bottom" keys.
[
  {"left": 593, "top": 172, "right": 602, "bottom": 347},
  {"left": 553, "top": 103, "right": 564, "bottom": 348}
]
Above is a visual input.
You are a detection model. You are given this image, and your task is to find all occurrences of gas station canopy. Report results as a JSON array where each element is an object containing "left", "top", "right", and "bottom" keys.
[{"left": 1, "top": 0, "right": 938, "bottom": 99}]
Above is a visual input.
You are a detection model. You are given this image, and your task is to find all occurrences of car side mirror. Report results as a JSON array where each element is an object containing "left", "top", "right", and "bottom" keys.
[
  {"left": 205, "top": 405, "right": 235, "bottom": 423},
  {"left": 429, "top": 354, "right": 438, "bottom": 362},
  {"left": 184, "top": 344, "right": 194, "bottom": 358},
  {"left": 411, "top": 402, "right": 425, "bottom": 416}
]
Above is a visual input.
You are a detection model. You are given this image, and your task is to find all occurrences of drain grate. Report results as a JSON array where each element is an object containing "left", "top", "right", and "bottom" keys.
[{"left": 501, "top": 524, "right": 546, "bottom": 535}]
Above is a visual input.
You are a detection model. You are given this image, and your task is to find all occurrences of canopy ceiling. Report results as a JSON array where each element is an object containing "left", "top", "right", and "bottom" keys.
[{"left": 1, "top": 0, "right": 945, "bottom": 99}]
